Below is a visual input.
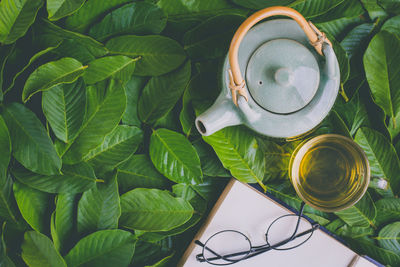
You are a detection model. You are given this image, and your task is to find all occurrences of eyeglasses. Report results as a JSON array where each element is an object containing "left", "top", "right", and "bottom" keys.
[{"left": 194, "top": 202, "right": 320, "bottom": 265}]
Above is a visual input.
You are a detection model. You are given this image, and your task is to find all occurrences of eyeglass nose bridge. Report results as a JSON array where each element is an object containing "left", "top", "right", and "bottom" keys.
[{"left": 196, "top": 254, "right": 206, "bottom": 262}]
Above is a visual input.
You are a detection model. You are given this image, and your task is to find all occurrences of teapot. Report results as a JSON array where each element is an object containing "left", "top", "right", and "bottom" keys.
[{"left": 195, "top": 6, "right": 340, "bottom": 138}]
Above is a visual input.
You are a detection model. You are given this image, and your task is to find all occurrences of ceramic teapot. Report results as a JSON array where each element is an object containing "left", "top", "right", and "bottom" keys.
[{"left": 195, "top": 6, "right": 340, "bottom": 138}]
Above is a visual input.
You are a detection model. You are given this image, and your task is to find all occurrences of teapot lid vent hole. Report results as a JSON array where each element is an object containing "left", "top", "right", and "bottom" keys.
[{"left": 197, "top": 120, "right": 207, "bottom": 134}]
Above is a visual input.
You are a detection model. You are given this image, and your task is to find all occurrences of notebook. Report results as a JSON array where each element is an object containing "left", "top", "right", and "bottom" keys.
[{"left": 178, "top": 179, "right": 383, "bottom": 267}]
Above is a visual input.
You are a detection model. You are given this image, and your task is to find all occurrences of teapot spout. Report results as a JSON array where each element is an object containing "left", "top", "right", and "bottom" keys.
[{"left": 195, "top": 98, "right": 242, "bottom": 136}]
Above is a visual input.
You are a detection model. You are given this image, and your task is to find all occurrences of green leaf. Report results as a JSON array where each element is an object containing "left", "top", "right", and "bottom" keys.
[
  {"left": 361, "top": 0, "right": 388, "bottom": 19},
  {"left": 22, "top": 57, "right": 87, "bottom": 102},
  {"left": 316, "top": 17, "right": 362, "bottom": 39},
  {"left": 0, "top": 175, "right": 18, "bottom": 224},
  {"left": 145, "top": 253, "right": 174, "bottom": 267},
  {"left": 106, "top": 35, "right": 187, "bottom": 76},
  {"left": 150, "top": 128, "right": 202, "bottom": 184},
  {"left": 312, "top": 0, "right": 364, "bottom": 22},
  {"left": 42, "top": 78, "right": 86, "bottom": 143},
  {"left": 334, "top": 92, "right": 371, "bottom": 136},
  {"left": 180, "top": 72, "right": 220, "bottom": 136},
  {"left": 183, "top": 14, "right": 246, "bottom": 60},
  {"left": 65, "top": 0, "right": 132, "bottom": 32},
  {"left": 0, "top": 44, "right": 14, "bottom": 100},
  {"left": 117, "top": 155, "right": 169, "bottom": 193},
  {"left": 379, "top": 0, "right": 400, "bottom": 14},
  {"left": 120, "top": 188, "right": 193, "bottom": 231},
  {"left": 375, "top": 198, "right": 400, "bottom": 227},
  {"left": 77, "top": 175, "right": 121, "bottom": 234},
  {"left": 83, "top": 56, "right": 138, "bottom": 85},
  {"left": 122, "top": 76, "right": 147, "bottom": 127},
  {"left": 382, "top": 15, "right": 400, "bottom": 35},
  {"left": 89, "top": 2, "right": 167, "bottom": 42},
  {"left": 377, "top": 222, "right": 400, "bottom": 253},
  {"left": 203, "top": 126, "right": 266, "bottom": 190},
  {"left": 192, "top": 139, "right": 229, "bottom": 177},
  {"left": 2, "top": 103, "right": 61, "bottom": 175},
  {"left": 290, "top": 0, "right": 345, "bottom": 18},
  {"left": 0, "top": 0, "right": 44, "bottom": 44},
  {"left": 334, "top": 192, "right": 376, "bottom": 227},
  {"left": 336, "top": 225, "right": 374, "bottom": 238},
  {"left": 355, "top": 127, "right": 400, "bottom": 196},
  {"left": 0, "top": 225, "right": 16, "bottom": 267},
  {"left": 62, "top": 79, "right": 126, "bottom": 164},
  {"left": 11, "top": 162, "right": 97, "bottom": 194},
  {"left": 131, "top": 239, "right": 173, "bottom": 267},
  {"left": 138, "top": 60, "right": 191, "bottom": 124},
  {"left": 340, "top": 23, "right": 375, "bottom": 59},
  {"left": 34, "top": 19, "right": 108, "bottom": 63},
  {"left": 47, "top": 0, "right": 86, "bottom": 21},
  {"left": 3, "top": 42, "right": 62, "bottom": 95},
  {"left": 231, "top": 0, "right": 294, "bottom": 9},
  {"left": 349, "top": 237, "right": 400, "bottom": 266},
  {"left": 84, "top": 125, "right": 143, "bottom": 174},
  {"left": 0, "top": 116, "right": 11, "bottom": 182},
  {"left": 364, "top": 31, "right": 400, "bottom": 124},
  {"left": 65, "top": 229, "right": 136, "bottom": 267},
  {"left": 52, "top": 193, "right": 77, "bottom": 254},
  {"left": 13, "top": 182, "right": 50, "bottom": 233},
  {"left": 21, "top": 231, "right": 66, "bottom": 267}
]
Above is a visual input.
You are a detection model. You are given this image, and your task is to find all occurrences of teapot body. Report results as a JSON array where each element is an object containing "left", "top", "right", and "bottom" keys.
[{"left": 196, "top": 18, "right": 340, "bottom": 138}]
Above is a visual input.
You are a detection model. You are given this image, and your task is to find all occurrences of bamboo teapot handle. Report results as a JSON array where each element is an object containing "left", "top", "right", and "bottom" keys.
[{"left": 228, "top": 6, "right": 331, "bottom": 106}]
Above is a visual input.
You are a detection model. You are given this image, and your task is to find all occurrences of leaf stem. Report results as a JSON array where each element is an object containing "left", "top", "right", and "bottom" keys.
[
  {"left": 96, "top": 179, "right": 105, "bottom": 183},
  {"left": 339, "top": 83, "right": 349, "bottom": 102}
]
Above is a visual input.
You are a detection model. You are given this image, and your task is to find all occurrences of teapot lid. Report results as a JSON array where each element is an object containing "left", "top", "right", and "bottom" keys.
[{"left": 246, "top": 39, "right": 320, "bottom": 114}]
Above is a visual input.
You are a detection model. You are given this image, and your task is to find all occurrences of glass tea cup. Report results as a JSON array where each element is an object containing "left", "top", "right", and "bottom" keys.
[{"left": 289, "top": 134, "right": 370, "bottom": 212}]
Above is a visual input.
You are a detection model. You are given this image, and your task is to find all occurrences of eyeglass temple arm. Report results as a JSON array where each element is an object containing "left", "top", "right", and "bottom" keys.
[{"left": 195, "top": 240, "right": 239, "bottom": 263}]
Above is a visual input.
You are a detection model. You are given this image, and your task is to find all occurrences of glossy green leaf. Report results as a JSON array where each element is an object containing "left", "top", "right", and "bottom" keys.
[
  {"left": 0, "top": 0, "right": 44, "bottom": 44},
  {"left": 334, "top": 192, "right": 376, "bottom": 227},
  {"left": 83, "top": 56, "right": 138, "bottom": 85},
  {"left": 348, "top": 237, "right": 400, "bottom": 266},
  {"left": 334, "top": 93, "right": 371, "bottom": 136},
  {"left": 180, "top": 72, "right": 220, "bottom": 136},
  {"left": 47, "top": 0, "right": 85, "bottom": 21},
  {"left": 183, "top": 14, "right": 245, "bottom": 60},
  {"left": 77, "top": 175, "right": 121, "bottom": 234},
  {"left": 150, "top": 128, "right": 202, "bottom": 184},
  {"left": 316, "top": 17, "right": 361, "bottom": 39},
  {"left": 3, "top": 103, "right": 61, "bottom": 175},
  {"left": 34, "top": 19, "right": 108, "bottom": 63},
  {"left": 131, "top": 239, "right": 173, "bottom": 267},
  {"left": 13, "top": 182, "right": 50, "bottom": 233},
  {"left": 375, "top": 198, "right": 400, "bottom": 227},
  {"left": 377, "top": 222, "right": 400, "bottom": 253},
  {"left": 355, "top": 127, "right": 400, "bottom": 196},
  {"left": 117, "top": 155, "right": 169, "bottom": 193},
  {"left": 84, "top": 125, "right": 143, "bottom": 174},
  {"left": 192, "top": 139, "right": 229, "bottom": 177},
  {"left": 382, "top": 15, "right": 400, "bottom": 35},
  {"left": 42, "top": 78, "right": 86, "bottom": 143},
  {"left": 340, "top": 23, "right": 374, "bottom": 59},
  {"left": 106, "top": 35, "right": 187, "bottom": 76},
  {"left": 361, "top": 0, "right": 388, "bottom": 19},
  {"left": 380, "top": 0, "right": 400, "bottom": 14},
  {"left": 0, "top": 116, "right": 11, "bottom": 182},
  {"left": 138, "top": 61, "right": 190, "bottom": 124},
  {"left": 120, "top": 188, "right": 193, "bottom": 231},
  {"left": 0, "top": 44, "right": 14, "bottom": 100},
  {"left": 122, "top": 76, "right": 148, "bottom": 127},
  {"left": 65, "top": 0, "right": 132, "bottom": 32},
  {"left": 312, "top": 0, "right": 364, "bottom": 22},
  {"left": 62, "top": 79, "right": 126, "bottom": 164},
  {"left": 0, "top": 175, "right": 18, "bottom": 224},
  {"left": 21, "top": 231, "right": 66, "bottom": 267},
  {"left": 364, "top": 31, "right": 400, "bottom": 124},
  {"left": 65, "top": 229, "right": 136, "bottom": 267},
  {"left": 290, "top": 0, "right": 345, "bottom": 18},
  {"left": 4, "top": 42, "right": 62, "bottom": 95},
  {"left": 231, "top": 0, "right": 294, "bottom": 9},
  {"left": 89, "top": 2, "right": 167, "bottom": 42},
  {"left": 336, "top": 225, "right": 374, "bottom": 238},
  {"left": 0, "top": 225, "right": 16, "bottom": 267},
  {"left": 11, "top": 162, "right": 97, "bottom": 194},
  {"left": 22, "top": 57, "right": 87, "bottom": 102},
  {"left": 145, "top": 253, "right": 174, "bottom": 267},
  {"left": 203, "top": 126, "right": 266, "bottom": 190},
  {"left": 52, "top": 193, "right": 77, "bottom": 253}
]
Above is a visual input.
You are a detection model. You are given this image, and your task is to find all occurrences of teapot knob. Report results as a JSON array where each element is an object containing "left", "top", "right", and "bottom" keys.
[{"left": 274, "top": 67, "right": 293, "bottom": 87}]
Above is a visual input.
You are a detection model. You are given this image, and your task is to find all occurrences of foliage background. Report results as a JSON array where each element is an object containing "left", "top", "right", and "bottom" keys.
[{"left": 1, "top": 0, "right": 400, "bottom": 266}]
